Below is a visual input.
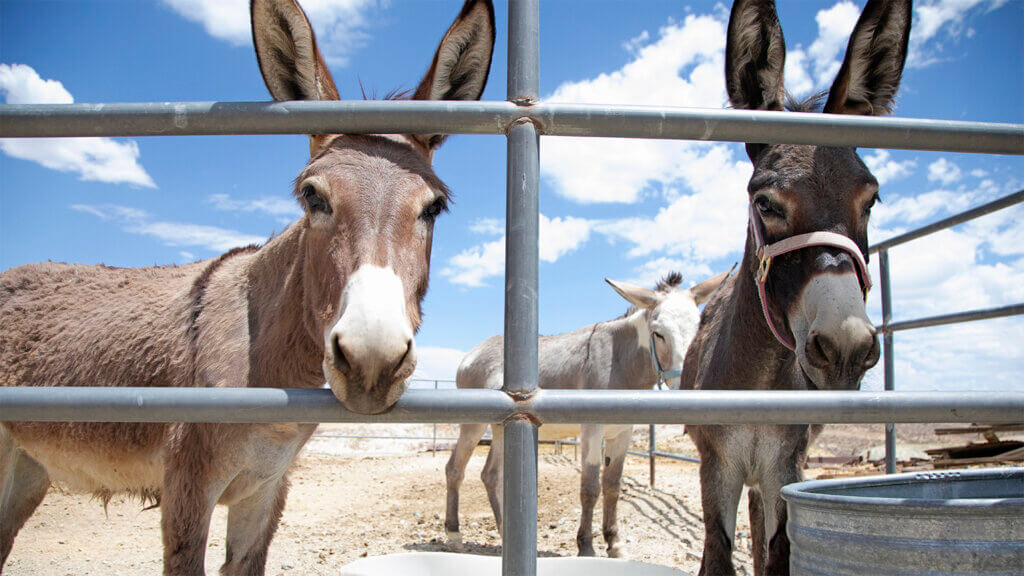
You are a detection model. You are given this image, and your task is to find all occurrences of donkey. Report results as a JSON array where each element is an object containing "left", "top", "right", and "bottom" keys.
[
  {"left": 0, "top": 0, "right": 495, "bottom": 573},
  {"left": 445, "top": 271, "right": 730, "bottom": 558},
  {"left": 680, "top": 1, "right": 910, "bottom": 574}
]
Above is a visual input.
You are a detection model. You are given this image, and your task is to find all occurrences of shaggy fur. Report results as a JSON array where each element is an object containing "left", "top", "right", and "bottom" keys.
[
  {"left": 0, "top": 1, "right": 496, "bottom": 574},
  {"left": 683, "top": 2, "right": 910, "bottom": 575}
]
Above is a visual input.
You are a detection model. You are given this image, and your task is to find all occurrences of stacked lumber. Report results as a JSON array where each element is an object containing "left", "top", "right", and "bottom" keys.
[{"left": 928, "top": 424, "right": 1024, "bottom": 469}]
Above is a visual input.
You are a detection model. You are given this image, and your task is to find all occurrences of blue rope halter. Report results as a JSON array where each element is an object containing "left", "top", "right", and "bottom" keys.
[{"left": 649, "top": 331, "right": 681, "bottom": 388}]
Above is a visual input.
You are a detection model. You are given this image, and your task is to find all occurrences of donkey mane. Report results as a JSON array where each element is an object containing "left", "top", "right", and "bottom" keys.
[
  {"left": 785, "top": 91, "right": 827, "bottom": 113},
  {"left": 187, "top": 244, "right": 261, "bottom": 343},
  {"left": 621, "top": 271, "right": 684, "bottom": 318}
]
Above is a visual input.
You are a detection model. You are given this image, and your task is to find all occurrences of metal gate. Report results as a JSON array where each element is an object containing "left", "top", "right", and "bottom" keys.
[{"left": 2, "top": 1, "right": 1024, "bottom": 575}]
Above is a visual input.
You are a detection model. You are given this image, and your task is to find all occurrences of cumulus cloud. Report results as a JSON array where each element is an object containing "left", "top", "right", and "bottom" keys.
[
  {"left": 442, "top": 214, "right": 596, "bottom": 287},
  {"left": 927, "top": 157, "right": 963, "bottom": 185},
  {"left": 411, "top": 346, "right": 465, "bottom": 383},
  {"left": 909, "top": 0, "right": 1011, "bottom": 67},
  {"left": 72, "top": 204, "right": 265, "bottom": 253},
  {"left": 0, "top": 64, "right": 156, "bottom": 188},
  {"left": 161, "top": 0, "right": 380, "bottom": 66},
  {"left": 542, "top": 13, "right": 728, "bottom": 205},
  {"left": 863, "top": 150, "right": 917, "bottom": 186},
  {"left": 206, "top": 193, "right": 302, "bottom": 224}
]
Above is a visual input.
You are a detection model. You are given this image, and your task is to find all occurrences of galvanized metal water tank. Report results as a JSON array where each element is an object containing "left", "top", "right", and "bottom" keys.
[{"left": 781, "top": 467, "right": 1023, "bottom": 575}]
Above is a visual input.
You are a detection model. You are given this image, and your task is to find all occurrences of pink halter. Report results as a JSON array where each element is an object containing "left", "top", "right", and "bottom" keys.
[{"left": 749, "top": 204, "right": 872, "bottom": 351}]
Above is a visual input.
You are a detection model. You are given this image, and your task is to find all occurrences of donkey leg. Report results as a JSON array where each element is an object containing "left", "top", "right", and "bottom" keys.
[
  {"left": 600, "top": 426, "right": 632, "bottom": 559},
  {"left": 576, "top": 424, "right": 602, "bottom": 557},
  {"left": 481, "top": 426, "right": 504, "bottom": 536},
  {"left": 697, "top": 453, "right": 744, "bottom": 576},
  {"left": 748, "top": 488, "right": 766, "bottom": 576},
  {"left": 220, "top": 476, "right": 290, "bottom": 576},
  {"left": 446, "top": 423, "right": 488, "bottom": 549},
  {"left": 161, "top": 424, "right": 224, "bottom": 576},
  {"left": 760, "top": 464, "right": 802, "bottom": 576},
  {"left": 1, "top": 429, "right": 50, "bottom": 568}
]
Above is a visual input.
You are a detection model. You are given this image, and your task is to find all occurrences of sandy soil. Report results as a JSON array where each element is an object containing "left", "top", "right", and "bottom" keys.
[{"left": 4, "top": 423, "right": 1012, "bottom": 576}]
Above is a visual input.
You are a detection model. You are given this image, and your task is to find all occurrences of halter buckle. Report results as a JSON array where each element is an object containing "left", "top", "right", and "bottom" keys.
[{"left": 757, "top": 252, "right": 772, "bottom": 284}]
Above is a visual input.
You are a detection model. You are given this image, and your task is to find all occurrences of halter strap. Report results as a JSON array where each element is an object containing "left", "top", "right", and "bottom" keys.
[
  {"left": 749, "top": 204, "right": 872, "bottom": 351},
  {"left": 649, "top": 331, "right": 681, "bottom": 388}
]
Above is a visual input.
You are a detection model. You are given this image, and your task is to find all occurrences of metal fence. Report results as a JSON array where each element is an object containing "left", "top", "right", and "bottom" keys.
[{"left": 2, "top": 1, "right": 1024, "bottom": 575}]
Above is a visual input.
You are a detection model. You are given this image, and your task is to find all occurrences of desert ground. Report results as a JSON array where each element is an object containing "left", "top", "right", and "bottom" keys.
[{"left": 3, "top": 423, "right": 1004, "bottom": 575}]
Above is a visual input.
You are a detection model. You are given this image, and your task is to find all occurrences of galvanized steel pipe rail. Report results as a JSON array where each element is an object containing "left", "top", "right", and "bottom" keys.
[
  {"left": 2, "top": 100, "right": 1023, "bottom": 155},
  {"left": 3, "top": 388, "right": 1023, "bottom": 425}
]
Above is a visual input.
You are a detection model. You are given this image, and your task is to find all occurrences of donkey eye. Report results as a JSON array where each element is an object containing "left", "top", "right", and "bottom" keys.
[
  {"left": 302, "top": 184, "right": 331, "bottom": 215},
  {"left": 654, "top": 332, "right": 666, "bottom": 341},
  {"left": 754, "top": 196, "right": 779, "bottom": 217},
  {"left": 420, "top": 197, "right": 446, "bottom": 222},
  {"left": 864, "top": 192, "right": 880, "bottom": 215}
]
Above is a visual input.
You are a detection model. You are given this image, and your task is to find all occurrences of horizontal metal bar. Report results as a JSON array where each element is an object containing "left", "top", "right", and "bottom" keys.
[
  {"left": 626, "top": 449, "right": 701, "bottom": 464},
  {"left": 2, "top": 101, "right": 1022, "bottom": 155},
  {"left": 2, "top": 388, "right": 1022, "bottom": 424},
  {"left": 870, "top": 190, "right": 1024, "bottom": 253},
  {"left": 878, "top": 302, "right": 1024, "bottom": 333}
]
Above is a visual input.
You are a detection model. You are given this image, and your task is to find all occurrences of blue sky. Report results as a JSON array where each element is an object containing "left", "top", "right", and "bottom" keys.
[{"left": 1, "top": 0, "right": 1022, "bottom": 391}]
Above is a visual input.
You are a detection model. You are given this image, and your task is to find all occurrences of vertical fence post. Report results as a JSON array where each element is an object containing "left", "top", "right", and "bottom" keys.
[
  {"left": 503, "top": 1, "right": 540, "bottom": 575},
  {"left": 433, "top": 379, "right": 439, "bottom": 456},
  {"left": 648, "top": 424, "right": 656, "bottom": 487},
  {"left": 879, "top": 248, "right": 896, "bottom": 474}
]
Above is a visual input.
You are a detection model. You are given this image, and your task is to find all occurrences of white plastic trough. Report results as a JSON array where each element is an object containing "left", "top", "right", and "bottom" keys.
[{"left": 340, "top": 552, "right": 687, "bottom": 576}]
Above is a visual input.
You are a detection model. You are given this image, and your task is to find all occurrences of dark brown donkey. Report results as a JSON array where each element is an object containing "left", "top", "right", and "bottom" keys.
[
  {"left": 681, "top": 0, "right": 911, "bottom": 574},
  {"left": 0, "top": 0, "right": 494, "bottom": 573}
]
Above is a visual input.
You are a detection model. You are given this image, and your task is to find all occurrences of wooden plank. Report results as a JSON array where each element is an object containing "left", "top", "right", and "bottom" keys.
[
  {"left": 932, "top": 446, "right": 1024, "bottom": 468},
  {"left": 933, "top": 424, "right": 1024, "bottom": 436}
]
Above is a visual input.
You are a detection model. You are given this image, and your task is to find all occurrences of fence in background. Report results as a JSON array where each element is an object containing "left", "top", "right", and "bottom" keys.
[{"left": 2, "top": 1, "right": 1024, "bottom": 574}]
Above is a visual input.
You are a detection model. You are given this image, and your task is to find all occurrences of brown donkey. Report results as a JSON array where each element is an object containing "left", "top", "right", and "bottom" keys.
[
  {"left": 681, "top": 0, "right": 911, "bottom": 574},
  {"left": 0, "top": 0, "right": 495, "bottom": 573}
]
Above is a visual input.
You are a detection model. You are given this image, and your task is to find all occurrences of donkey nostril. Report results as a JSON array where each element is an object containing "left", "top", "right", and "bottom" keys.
[
  {"left": 331, "top": 334, "right": 350, "bottom": 374},
  {"left": 806, "top": 331, "right": 836, "bottom": 369},
  {"left": 862, "top": 334, "right": 882, "bottom": 369}
]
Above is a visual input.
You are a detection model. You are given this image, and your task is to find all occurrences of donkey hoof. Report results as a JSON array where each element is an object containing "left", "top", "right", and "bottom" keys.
[
  {"left": 446, "top": 531, "right": 464, "bottom": 551},
  {"left": 607, "top": 544, "right": 629, "bottom": 560}
]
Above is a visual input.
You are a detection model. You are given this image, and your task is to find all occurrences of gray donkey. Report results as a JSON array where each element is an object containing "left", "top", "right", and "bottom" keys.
[
  {"left": 681, "top": 0, "right": 910, "bottom": 574},
  {"left": 445, "top": 271, "right": 730, "bottom": 558}
]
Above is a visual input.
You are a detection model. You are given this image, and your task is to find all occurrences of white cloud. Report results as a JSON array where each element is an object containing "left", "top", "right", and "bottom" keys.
[
  {"left": 863, "top": 150, "right": 917, "bottom": 186},
  {"left": 540, "top": 215, "right": 593, "bottom": 263},
  {"left": 206, "top": 193, "right": 302, "bottom": 224},
  {"left": 0, "top": 64, "right": 156, "bottom": 188},
  {"left": 443, "top": 214, "right": 596, "bottom": 288},
  {"left": 782, "top": 1, "right": 860, "bottom": 96},
  {"left": 927, "top": 157, "right": 962, "bottom": 185},
  {"left": 622, "top": 257, "right": 713, "bottom": 290},
  {"left": 411, "top": 346, "right": 465, "bottom": 383},
  {"left": 909, "top": 0, "right": 1010, "bottom": 68},
  {"left": 72, "top": 204, "right": 265, "bottom": 253},
  {"left": 542, "top": 13, "right": 728, "bottom": 205},
  {"left": 442, "top": 236, "right": 505, "bottom": 288},
  {"left": 805, "top": 1, "right": 861, "bottom": 86},
  {"left": 871, "top": 189, "right": 971, "bottom": 228},
  {"left": 161, "top": 0, "right": 380, "bottom": 66}
]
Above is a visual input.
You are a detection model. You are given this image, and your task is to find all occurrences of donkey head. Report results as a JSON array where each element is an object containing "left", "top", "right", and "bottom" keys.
[
  {"left": 606, "top": 271, "right": 731, "bottom": 389},
  {"left": 251, "top": 0, "right": 495, "bottom": 413},
  {"left": 726, "top": 0, "right": 911, "bottom": 390}
]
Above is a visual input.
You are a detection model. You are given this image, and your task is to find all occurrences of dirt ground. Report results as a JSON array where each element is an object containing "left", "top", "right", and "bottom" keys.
[{"left": 4, "top": 423, "right": 1011, "bottom": 575}]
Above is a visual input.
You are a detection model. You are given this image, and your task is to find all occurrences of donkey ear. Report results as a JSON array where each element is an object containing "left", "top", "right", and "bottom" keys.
[
  {"left": 411, "top": 0, "right": 496, "bottom": 150},
  {"left": 823, "top": 0, "right": 912, "bottom": 116},
  {"left": 689, "top": 265, "right": 735, "bottom": 306},
  {"left": 725, "top": 0, "right": 787, "bottom": 113},
  {"left": 251, "top": 0, "right": 340, "bottom": 103},
  {"left": 605, "top": 278, "right": 664, "bottom": 310}
]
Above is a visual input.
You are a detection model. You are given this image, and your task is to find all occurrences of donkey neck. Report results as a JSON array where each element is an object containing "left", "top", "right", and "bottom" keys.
[
  {"left": 716, "top": 239, "right": 805, "bottom": 391},
  {"left": 594, "top": 310, "right": 658, "bottom": 391},
  {"left": 245, "top": 221, "right": 324, "bottom": 389}
]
